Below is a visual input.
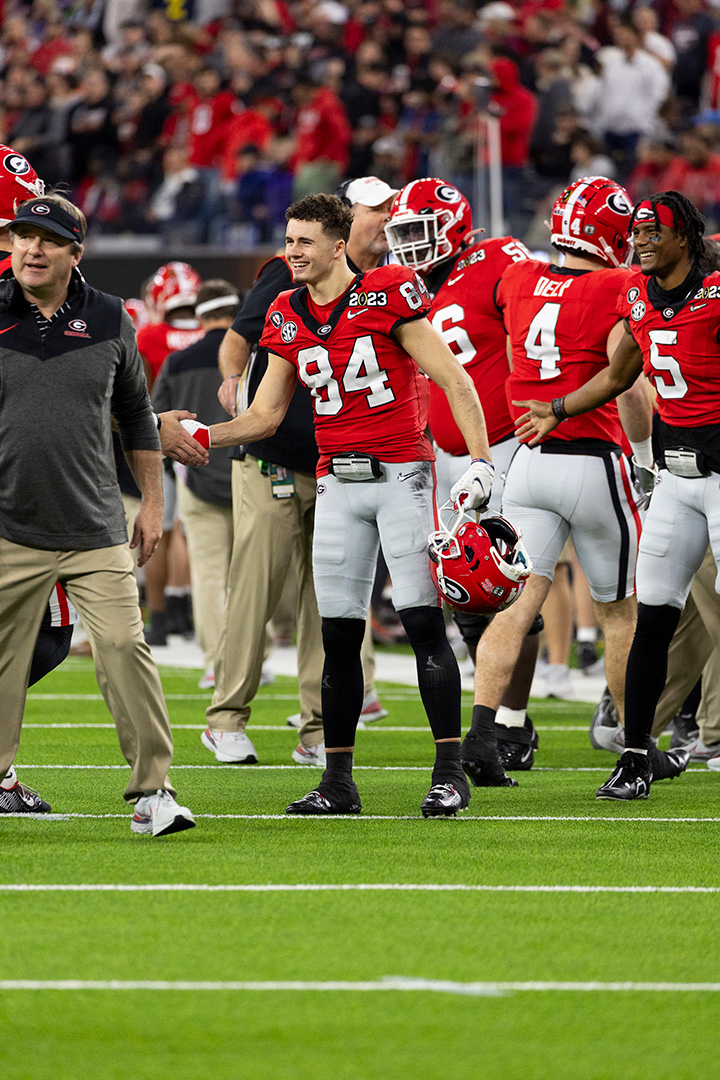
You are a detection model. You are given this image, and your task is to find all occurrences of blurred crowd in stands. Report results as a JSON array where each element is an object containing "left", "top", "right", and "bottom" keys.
[{"left": 3, "top": 0, "right": 720, "bottom": 247}]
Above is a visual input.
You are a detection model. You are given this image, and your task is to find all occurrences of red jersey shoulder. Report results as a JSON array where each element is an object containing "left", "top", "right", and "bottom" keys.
[
  {"left": 354, "top": 263, "right": 431, "bottom": 320},
  {"left": 261, "top": 287, "right": 303, "bottom": 353}
]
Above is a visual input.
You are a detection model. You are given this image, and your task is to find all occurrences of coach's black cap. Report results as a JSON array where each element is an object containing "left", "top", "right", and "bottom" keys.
[{"left": 10, "top": 199, "right": 85, "bottom": 243}]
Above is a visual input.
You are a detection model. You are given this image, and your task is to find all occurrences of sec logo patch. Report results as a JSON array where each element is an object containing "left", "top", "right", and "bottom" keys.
[
  {"left": 281, "top": 321, "right": 297, "bottom": 343},
  {"left": 630, "top": 300, "right": 646, "bottom": 321}
]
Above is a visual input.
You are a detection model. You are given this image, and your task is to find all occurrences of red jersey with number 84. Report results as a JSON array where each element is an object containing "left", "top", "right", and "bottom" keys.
[
  {"left": 260, "top": 264, "right": 434, "bottom": 475},
  {"left": 499, "top": 261, "right": 630, "bottom": 444}
]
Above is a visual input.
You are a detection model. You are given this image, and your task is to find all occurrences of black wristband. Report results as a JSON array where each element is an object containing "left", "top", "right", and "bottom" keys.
[{"left": 551, "top": 397, "right": 569, "bottom": 422}]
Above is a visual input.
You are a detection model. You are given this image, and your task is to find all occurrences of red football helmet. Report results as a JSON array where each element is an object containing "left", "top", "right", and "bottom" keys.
[
  {"left": 550, "top": 176, "right": 633, "bottom": 267},
  {"left": 124, "top": 297, "right": 149, "bottom": 331},
  {"left": 0, "top": 146, "right": 45, "bottom": 227},
  {"left": 385, "top": 178, "right": 473, "bottom": 272},
  {"left": 428, "top": 506, "right": 532, "bottom": 614},
  {"left": 148, "top": 261, "right": 201, "bottom": 318}
]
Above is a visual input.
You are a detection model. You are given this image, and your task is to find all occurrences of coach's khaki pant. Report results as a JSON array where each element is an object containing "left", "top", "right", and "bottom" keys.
[
  {"left": 176, "top": 482, "right": 233, "bottom": 672},
  {"left": 651, "top": 546, "right": 720, "bottom": 743},
  {"left": 207, "top": 457, "right": 325, "bottom": 746},
  {"left": 0, "top": 537, "right": 175, "bottom": 802}
]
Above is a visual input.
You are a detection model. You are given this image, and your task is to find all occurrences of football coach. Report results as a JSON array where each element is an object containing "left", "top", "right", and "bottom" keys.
[{"left": 0, "top": 193, "right": 195, "bottom": 837}]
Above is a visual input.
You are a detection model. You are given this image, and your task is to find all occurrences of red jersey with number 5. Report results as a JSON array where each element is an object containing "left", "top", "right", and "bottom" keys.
[
  {"left": 618, "top": 270, "right": 720, "bottom": 426},
  {"left": 499, "top": 261, "right": 630, "bottom": 444},
  {"left": 259, "top": 264, "right": 434, "bottom": 475},
  {"left": 428, "top": 237, "right": 531, "bottom": 453}
]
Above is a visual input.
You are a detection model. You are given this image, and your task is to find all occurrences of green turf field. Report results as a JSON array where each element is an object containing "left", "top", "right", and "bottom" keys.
[{"left": 3, "top": 656, "right": 719, "bottom": 1080}]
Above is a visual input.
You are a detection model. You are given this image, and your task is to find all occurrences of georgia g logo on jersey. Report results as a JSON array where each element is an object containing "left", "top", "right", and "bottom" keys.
[{"left": 3, "top": 152, "right": 30, "bottom": 176}]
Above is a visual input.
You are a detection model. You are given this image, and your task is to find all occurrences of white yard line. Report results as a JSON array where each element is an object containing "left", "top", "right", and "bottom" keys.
[
  {"left": 4, "top": 812, "right": 720, "bottom": 822},
  {"left": 21, "top": 722, "right": 593, "bottom": 733},
  {"left": 1, "top": 883, "right": 718, "bottom": 893},
  {"left": 12, "top": 762, "right": 711, "bottom": 774},
  {"left": 0, "top": 977, "right": 717, "bottom": 995}
]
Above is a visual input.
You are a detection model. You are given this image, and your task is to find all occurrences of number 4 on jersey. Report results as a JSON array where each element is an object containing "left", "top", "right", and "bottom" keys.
[{"left": 524, "top": 301, "right": 561, "bottom": 379}]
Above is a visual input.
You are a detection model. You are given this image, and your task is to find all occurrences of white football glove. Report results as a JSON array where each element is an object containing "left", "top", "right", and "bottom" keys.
[
  {"left": 450, "top": 458, "right": 494, "bottom": 511},
  {"left": 630, "top": 456, "right": 658, "bottom": 510},
  {"left": 180, "top": 418, "right": 211, "bottom": 449}
]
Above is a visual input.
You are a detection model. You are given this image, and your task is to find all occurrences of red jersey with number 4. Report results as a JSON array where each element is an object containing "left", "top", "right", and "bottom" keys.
[
  {"left": 428, "top": 237, "right": 531, "bottom": 453},
  {"left": 499, "top": 261, "right": 630, "bottom": 444},
  {"left": 259, "top": 264, "right": 433, "bottom": 476},
  {"left": 618, "top": 270, "right": 720, "bottom": 427}
]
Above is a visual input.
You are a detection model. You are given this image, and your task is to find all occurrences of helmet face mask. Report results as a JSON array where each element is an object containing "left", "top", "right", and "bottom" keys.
[
  {"left": 386, "top": 177, "right": 472, "bottom": 272},
  {"left": 551, "top": 175, "right": 633, "bottom": 268},
  {"left": 428, "top": 505, "right": 533, "bottom": 614},
  {"left": 0, "top": 146, "right": 45, "bottom": 227}
]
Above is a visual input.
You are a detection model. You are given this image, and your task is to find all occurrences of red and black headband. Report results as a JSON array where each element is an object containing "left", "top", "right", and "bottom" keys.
[{"left": 633, "top": 200, "right": 683, "bottom": 231}]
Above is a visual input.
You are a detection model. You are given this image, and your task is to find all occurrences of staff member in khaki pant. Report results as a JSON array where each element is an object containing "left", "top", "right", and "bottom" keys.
[{"left": 0, "top": 193, "right": 195, "bottom": 837}]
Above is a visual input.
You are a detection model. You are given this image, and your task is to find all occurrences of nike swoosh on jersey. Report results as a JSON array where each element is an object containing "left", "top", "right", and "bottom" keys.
[
  {"left": 447, "top": 275, "right": 465, "bottom": 287},
  {"left": 690, "top": 303, "right": 708, "bottom": 311},
  {"left": 0, "top": 324, "right": 18, "bottom": 334},
  {"left": 346, "top": 309, "right": 365, "bottom": 319}
]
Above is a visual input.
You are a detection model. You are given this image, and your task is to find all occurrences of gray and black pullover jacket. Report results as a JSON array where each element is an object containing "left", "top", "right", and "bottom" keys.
[{"left": 0, "top": 268, "right": 159, "bottom": 550}]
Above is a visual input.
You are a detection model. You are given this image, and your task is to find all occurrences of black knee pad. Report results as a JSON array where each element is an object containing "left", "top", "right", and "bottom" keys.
[
  {"left": 451, "top": 609, "right": 492, "bottom": 651},
  {"left": 321, "top": 616, "right": 366, "bottom": 656},
  {"left": 527, "top": 613, "right": 544, "bottom": 636}
]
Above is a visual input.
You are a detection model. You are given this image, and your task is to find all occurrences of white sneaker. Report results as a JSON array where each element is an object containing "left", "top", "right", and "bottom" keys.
[
  {"left": 707, "top": 752, "right": 720, "bottom": 771},
  {"left": 259, "top": 665, "right": 275, "bottom": 687},
  {"left": 292, "top": 742, "right": 326, "bottom": 767},
  {"left": 686, "top": 736, "right": 720, "bottom": 761},
  {"left": 286, "top": 712, "right": 302, "bottom": 729},
  {"left": 201, "top": 728, "right": 258, "bottom": 763},
  {"left": 544, "top": 664, "right": 573, "bottom": 700},
  {"left": 198, "top": 668, "right": 215, "bottom": 690},
  {"left": 131, "top": 790, "right": 195, "bottom": 837},
  {"left": 360, "top": 693, "right": 389, "bottom": 724}
]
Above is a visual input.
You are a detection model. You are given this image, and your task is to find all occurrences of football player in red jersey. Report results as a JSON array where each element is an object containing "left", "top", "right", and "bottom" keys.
[
  {"left": 515, "top": 189, "right": 716, "bottom": 800},
  {"left": 203, "top": 192, "right": 505, "bottom": 815},
  {"left": 386, "top": 177, "right": 546, "bottom": 772},
  {"left": 460, "top": 176, "right": 685, "bottom": 791},
  {"left": 137, "top": 261, "right": 204, "bottom": 389}
]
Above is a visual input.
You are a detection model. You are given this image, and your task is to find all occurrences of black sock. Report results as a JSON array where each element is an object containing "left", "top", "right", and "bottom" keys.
[
  {"left": 624, "top": 603, "right": 682, "bottom": 750},
  {"left": 320, "top": 617, "right": 365, "bottom": 749},
  {"left": 399, "top": 606, "right": 461, "bottom": 740},
  {"left": 432, "top": 740, "right": 463, "bottom": 783},
  {"left": 322, "top": 751, "right": 354, "bottom": 787},
  {"left": 469, "top": 704, "right": 497, "bottom": 739}
]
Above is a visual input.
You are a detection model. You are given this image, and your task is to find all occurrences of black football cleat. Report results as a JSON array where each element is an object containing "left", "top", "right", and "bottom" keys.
[
  {"left": 460, "top": 733, "right": 518, "bottom": 788},
  {"left": 496, "top": 716, "right": 538, "bottom": 771},
  {"left": 670, "top": 710, "right": 699, "bottom": 749},
  {"left": 648, "top": 743, "right": 691, "bottom": 782},
  {"left": 286, "top": 783, "right": 361, "bottom": 816},
  {"left": 0, "top": 770, "right": 51, "bottom": 814},
  {"left": 596, "top": 751, "right": 652, "bottom": 801},
  {"left": 421, "top": 774, "right": 471, "bottom": 818}
]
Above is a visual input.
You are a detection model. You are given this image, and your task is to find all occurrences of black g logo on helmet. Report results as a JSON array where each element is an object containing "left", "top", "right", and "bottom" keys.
[{"left": 3, "top": 153, "right": 30, "bottom": 176}]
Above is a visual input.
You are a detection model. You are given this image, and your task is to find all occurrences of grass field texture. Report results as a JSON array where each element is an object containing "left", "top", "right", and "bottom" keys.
[{"left": 3, "top": 655, "right": 719, "bottom": 1079}]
